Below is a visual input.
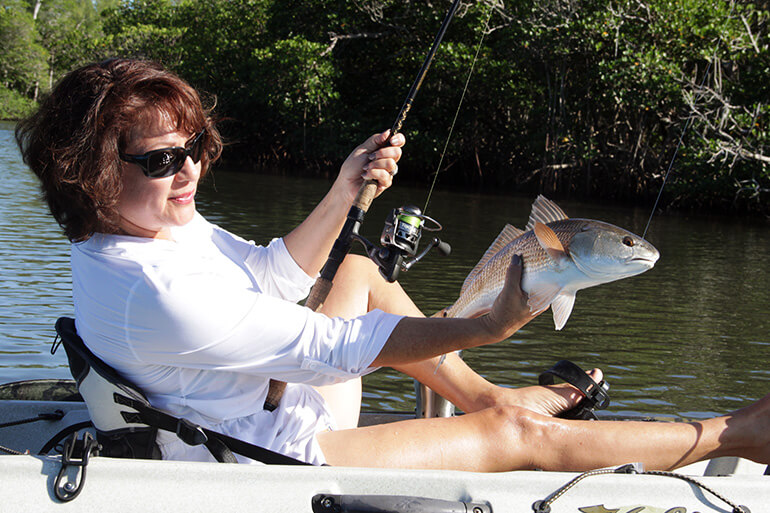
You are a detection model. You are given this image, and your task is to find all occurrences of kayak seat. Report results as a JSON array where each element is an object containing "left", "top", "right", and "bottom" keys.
[
  {"left": 52, "top": 317, "right": 309, "bottom": 465},
  {"left": 53, "top": 317, "right": 163, "bottom": 460}
]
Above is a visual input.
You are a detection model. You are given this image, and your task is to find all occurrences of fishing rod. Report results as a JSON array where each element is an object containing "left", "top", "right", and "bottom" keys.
[
  {"left": 304, "top": 0, "right": 461, "bottom": 306},
  {"left": 263, "top": 0, "right": 462, "bottom": 411}
]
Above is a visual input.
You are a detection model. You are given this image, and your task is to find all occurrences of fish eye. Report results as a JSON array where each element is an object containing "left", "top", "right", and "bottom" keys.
[{"left": 622, "top": 236, "right": 635, "bottom": 247}]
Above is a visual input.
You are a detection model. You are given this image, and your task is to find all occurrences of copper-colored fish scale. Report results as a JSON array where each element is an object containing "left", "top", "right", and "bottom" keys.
[{"left": 444, "top": 219, "right": 591, "bottom": 318}]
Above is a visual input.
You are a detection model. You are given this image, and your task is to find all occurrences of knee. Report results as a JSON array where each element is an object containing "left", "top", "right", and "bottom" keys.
[
  {"left": 320, "top": 255, "right": 380, "bottom": 318},
  {"left": 482, "top": 405, "right": 548, "bottom": 446},
  {"left": 338, "top": 254, "right": 379, "bottom": 279}
]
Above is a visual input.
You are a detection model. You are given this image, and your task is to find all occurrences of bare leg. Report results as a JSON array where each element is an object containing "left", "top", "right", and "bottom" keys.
[
  {"left": 318, "top": 393, "right": 770, "bottom": 471},
  {"left": 313, "top": 256, "right": 382, "bottom": 429},
  {"left": 314, "top": 255, "right": 603, "bottom": 428}
]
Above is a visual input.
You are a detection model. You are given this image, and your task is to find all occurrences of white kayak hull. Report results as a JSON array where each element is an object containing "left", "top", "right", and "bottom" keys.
[
  {"left": 3, "top": 453, "right": 768, "bottom": 513},
  {"left": 1, "top": 395, "right": 768, "bottom": 512}
]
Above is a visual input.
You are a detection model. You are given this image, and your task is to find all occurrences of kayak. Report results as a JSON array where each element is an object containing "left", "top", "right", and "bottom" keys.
[{"left": 1, "top": 378, "right": 767, "bottom": 513}]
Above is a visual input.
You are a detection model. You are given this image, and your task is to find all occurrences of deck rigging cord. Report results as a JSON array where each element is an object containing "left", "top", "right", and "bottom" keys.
[
  {"left": 531, "top": 462, "right": 751, "bottom": 513},
  {"left": 263, "top": 0, "right": 467, "bottom": 411},
  {"left": 642, "top": 1, "right": 737, "bottom": 239}
]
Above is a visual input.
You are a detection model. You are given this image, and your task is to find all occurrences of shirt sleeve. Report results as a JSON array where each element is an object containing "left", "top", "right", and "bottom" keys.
[
  {"left": 122, "top": 264, "right": 403, "bottom": 386},
  {"left": 244, "top": 237, "right": 316, "bottom": 302},
  {"left": 211, "top": 223, "right": 315, "bottom": 302}
]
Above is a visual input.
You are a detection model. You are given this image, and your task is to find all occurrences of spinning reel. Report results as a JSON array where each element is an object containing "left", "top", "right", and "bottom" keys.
[{"left": 351, "top": 205, "right": 451, "bottom": 282}]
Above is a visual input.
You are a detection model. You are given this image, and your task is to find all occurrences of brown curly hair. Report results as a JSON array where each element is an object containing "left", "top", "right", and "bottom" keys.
[{"left": 15, "top": 58, "right": 223, "bottom": 242}]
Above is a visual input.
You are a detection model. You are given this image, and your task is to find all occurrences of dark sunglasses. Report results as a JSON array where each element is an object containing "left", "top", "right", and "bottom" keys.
[{"left": 120, "top": 129, "right": 206, "bottom": 178}]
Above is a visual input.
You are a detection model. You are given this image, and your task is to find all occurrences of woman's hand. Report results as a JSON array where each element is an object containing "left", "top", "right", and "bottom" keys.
[
  {"left": 334, "top": 130, "right": 406, "bottom": 204},
  {"left": 283, "top": 130, "right": 404, "bottom": 276},
  {"left": 482, "top": 255, "right": 542, "bottom": 340}
]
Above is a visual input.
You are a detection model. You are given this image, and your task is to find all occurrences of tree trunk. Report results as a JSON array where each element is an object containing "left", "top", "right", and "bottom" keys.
[{"left": 48, "top": 56, "right": 54, "bottom": 91}]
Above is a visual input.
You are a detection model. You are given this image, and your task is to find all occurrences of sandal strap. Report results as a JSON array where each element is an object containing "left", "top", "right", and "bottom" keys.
[{"left": 539, "top": 360, "right": 610, "bottom": 420}]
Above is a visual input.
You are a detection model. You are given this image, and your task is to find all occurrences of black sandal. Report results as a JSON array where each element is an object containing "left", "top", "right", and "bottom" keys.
[{"left": 538, "top": 360, "right": 610, "bottom": 420}]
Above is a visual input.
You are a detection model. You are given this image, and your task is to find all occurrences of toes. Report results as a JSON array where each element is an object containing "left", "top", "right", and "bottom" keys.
[{"left": 588, "top": 368, "right": 604, "bottom": 385}]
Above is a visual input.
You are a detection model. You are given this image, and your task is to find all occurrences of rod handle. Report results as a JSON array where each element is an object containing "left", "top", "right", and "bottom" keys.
[
  {"left": 353, "top": 178, "right": 379, "bottom": 213},
  {"left": 305, "top": 276, "right": 333, "bottom": 312}
]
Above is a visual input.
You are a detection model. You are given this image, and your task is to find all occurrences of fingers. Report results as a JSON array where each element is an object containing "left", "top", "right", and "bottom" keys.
[
  {"left": 362, "top": 130, "right": 405, "bottom": 152},
  {"left": 507, "top": 253, "right": 533, "bottom": 316},
  {"left": 364, "top": 134, "right": 404, "bottom": 171},
  {"left": 588, "top": 368, "right": 604, "bottom": 384},
  {"left": 361, "top": 131, "right": 404, "bottom": 187},
  {"left": 505, "top": 254, "right": 523, "bottom": 286},
  {"left": 337, "top": 129, "right": 406, "bottom": 200},
  {"left": 483, "top": 253, "right": 532, "bottom": 339},
  {"left": 363, "top": 167, "right": 394, "bottom": 191},
  {"left": 364, "top": 148, "right": 400, "bottom": 175}
]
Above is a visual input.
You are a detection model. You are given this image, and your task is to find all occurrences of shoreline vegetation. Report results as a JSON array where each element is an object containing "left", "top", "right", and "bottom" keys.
[{"left": 2, "top": 0, "right": 768, "bottom": 217}]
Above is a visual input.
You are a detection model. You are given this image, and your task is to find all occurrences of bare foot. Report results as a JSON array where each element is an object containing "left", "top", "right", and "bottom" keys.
[
  {"left": 722, "top": 392, "right": 770, "bottom": 464},
  {"left": 493, "top": 368, "right": 604, "bottom": 417}
]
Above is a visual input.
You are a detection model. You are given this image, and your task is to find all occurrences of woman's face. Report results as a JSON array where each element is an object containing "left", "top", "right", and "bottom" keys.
[{"left": 117, "top": 114, "right": 201, "bottom": 240}]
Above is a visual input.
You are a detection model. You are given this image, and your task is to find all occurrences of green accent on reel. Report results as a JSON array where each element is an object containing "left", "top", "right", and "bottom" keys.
[{"left": 397, "top": 214, "right": 423, "bottom": 228}]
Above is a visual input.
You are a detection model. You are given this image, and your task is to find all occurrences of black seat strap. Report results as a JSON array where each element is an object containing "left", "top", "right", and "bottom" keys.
[{"left": 114, "top": 395, "right": 309, "bottom": 466}]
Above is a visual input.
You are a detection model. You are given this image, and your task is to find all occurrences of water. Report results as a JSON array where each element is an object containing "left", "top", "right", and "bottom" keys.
[{"left": 2, "top": 120, "right": 769, "bottom": 419}]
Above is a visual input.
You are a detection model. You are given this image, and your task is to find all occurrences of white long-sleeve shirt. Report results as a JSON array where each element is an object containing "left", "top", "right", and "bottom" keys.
[{"left": 71, "top": 212, "right": 403, "bottom": 464}]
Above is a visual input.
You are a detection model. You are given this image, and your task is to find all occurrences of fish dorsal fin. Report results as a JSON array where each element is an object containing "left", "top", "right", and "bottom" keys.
[
  {"left": 551, "top": 292, "right": 577, "bottom": 330},
  {"left": 460, "top": 224, "right": 524, "bottom": 294},
  {"left": 525, "top": 195, "right": 569, "bottom": 232},
  {"left": 533, "top": 221, "right": 569, "bottom": 263}
]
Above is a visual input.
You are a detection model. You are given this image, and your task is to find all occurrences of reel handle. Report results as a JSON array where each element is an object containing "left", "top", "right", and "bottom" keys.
[
  {"left": 402, "top": 237, "right": 451, "bottom": 272},
  {"left": 435, "top": 238, "right": 451, "bottom": 256}
]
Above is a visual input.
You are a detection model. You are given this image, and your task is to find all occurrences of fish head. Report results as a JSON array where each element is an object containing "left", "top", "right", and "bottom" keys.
[{"left": 567, "top": 220, "right": 660, "bottom": 283}]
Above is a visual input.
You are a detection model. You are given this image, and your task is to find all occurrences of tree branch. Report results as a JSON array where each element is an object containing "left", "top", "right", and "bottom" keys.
[{"left": 321, "top": 31, "right": 387, "bottom": 57}]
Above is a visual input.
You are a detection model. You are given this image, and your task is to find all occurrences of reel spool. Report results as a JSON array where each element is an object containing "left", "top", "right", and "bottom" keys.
[{"left": 352, "top": 205, "right": 450, "bottom": 283}]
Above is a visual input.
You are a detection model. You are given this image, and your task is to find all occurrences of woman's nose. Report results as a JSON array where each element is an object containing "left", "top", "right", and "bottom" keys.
[{"left": 175, "top": 156, "right": 200, "bottom": 182}]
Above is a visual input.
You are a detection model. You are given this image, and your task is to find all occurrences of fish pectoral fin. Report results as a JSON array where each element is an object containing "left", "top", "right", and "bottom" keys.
[
  {"left": 533, "top": 221, "right": 569, "bottom": 264},
  {"left": 551, "top": 292, "right": 576, "bottom": 330},
  {"left": 527, "top": 283, "right": 561, "bottom": 314}
]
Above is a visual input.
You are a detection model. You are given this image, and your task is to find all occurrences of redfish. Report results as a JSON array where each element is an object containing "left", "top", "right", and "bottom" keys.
[{"left": 438, "top": 195, "right": 660, "bottom": 330}]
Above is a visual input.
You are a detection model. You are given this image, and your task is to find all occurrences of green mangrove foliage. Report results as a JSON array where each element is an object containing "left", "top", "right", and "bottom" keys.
[{"left": 2, "top": 0, "right": 768, "bottom": 214}]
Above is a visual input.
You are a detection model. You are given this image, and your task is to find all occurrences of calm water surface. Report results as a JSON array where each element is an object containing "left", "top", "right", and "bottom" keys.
[{"left": 2, "top": 120, "right": 769, "bottom": 419}]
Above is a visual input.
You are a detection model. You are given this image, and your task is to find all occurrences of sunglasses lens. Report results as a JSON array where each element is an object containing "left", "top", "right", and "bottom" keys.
[
  {"left": 146, "top": 149, "right": 184, "bottom": 178},
  {"left": 190, "top": 131, "right": 205, "bottom": 163}
]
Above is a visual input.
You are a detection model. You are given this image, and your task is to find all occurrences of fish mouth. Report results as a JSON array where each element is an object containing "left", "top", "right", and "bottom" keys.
[{"left": 627, "top": 256, "right": 658, "bottom": 266}]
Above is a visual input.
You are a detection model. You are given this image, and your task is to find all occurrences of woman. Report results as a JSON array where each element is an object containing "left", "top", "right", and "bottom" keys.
[{"left": 16, "top": 58, "right": 770, "bottom": 470}]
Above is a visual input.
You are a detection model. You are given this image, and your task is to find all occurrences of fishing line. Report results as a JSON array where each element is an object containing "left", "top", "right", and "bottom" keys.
[
  {"left": 422, "top": 2, "right": 497, "bottom": 216},
  {"left": 422, "top": 2, "right": 496, "bottom": 376},
  {"left": 642, "top": 1, "right": 737, "bottom": 239},
  {"left": 642, "top": 63, "right": 712, "bottom": 239}
]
